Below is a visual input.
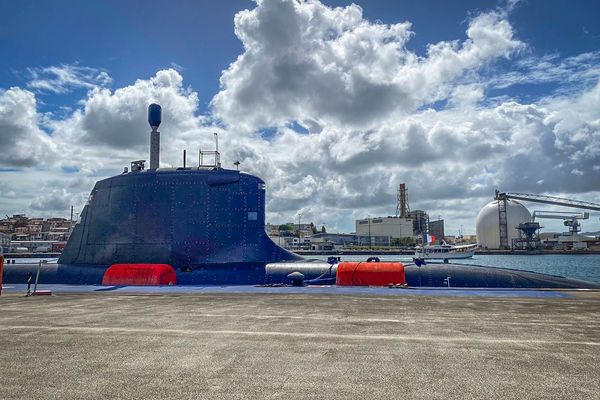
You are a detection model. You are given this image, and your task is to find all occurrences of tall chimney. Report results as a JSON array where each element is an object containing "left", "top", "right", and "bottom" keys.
[{"left": 148, "top": 104, "right": 162, "bottom": 169}]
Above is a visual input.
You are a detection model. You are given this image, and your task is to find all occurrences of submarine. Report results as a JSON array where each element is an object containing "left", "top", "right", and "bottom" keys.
[{"left": 2, "top": 104, "right": 599, "bottom": 289}]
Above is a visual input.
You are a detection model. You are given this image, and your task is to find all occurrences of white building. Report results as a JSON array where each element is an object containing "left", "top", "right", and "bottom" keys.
[
  {"left": 0, "top": 232, "right": 10, "bottom": 254},
  {"left": 355, "top": 216, "right": 414, "bottom": 239}
]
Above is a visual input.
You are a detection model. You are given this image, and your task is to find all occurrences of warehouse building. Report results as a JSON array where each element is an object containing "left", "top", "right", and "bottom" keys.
[{"left": 355, "top": 216, "right": 414, "bottom": 240}]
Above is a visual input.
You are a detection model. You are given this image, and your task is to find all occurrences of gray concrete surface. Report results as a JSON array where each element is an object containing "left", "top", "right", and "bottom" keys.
[{"left": 0, "top": 291, "right": 599, "bottom": 399}]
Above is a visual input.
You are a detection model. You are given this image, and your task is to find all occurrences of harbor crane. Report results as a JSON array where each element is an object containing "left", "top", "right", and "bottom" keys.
[
  {"left": 494, "top": 191, "right": 600, "bottom": 249},
  {"left": 532, "top": 211, "right": 589, "bottom": 224},
  {"left": 532, "top": 210, "right": 589, "bottom": 237}
]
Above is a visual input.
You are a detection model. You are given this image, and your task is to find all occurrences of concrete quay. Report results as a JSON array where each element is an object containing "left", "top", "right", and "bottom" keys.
[{"left": 0, "top": 290, "right": 599, "bottom": 399}]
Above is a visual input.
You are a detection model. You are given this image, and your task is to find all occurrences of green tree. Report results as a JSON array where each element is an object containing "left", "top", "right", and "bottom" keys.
[
  {"left": 278, "top": 223, "right": 295, "bottom": 232},
  {"left": 321, "top": 225, "right": 326, "bottom": 233},
  {"left": 391, "top": 237, "right": 414, "bottom": 247}
]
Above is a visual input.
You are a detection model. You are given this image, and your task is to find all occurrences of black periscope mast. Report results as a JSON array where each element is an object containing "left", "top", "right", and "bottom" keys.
[{"left": 2, "top": 104, "right": 599, "bottom": 289}]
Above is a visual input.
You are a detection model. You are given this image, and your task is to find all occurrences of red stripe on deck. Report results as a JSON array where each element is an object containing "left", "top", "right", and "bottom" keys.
[{"left": 102, "top": 264, "right": 177, "bottom": 286}]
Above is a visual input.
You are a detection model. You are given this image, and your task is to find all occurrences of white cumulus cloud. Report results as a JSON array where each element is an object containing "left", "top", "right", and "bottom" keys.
[
  {"left": 27, "top": 64, "right": 112, "bottom": 94},
  {"left": 0, "top": 87, "right": 55, "bottom": 167},
  {"left": 212, "top": 0, "right": 523, "bottom": 131}
]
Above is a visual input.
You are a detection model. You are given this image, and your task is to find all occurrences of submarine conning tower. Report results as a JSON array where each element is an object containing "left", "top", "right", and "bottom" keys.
[{"left": 58, "top": 104, "right": 301, "bottom": 279}]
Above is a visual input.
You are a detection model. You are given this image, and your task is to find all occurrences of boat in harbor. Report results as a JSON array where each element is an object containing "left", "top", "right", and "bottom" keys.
[{"left": 414, "top": 243, "right": 477, "bottom": 262}]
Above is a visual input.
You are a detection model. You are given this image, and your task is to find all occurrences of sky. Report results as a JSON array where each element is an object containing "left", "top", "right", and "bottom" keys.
[{"left": 1, "top": 0, "right": 600, "bottom": 235}]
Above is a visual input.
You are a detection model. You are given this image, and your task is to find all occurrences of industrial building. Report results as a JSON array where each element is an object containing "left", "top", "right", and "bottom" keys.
[
  {"left": 428, "top": 219, "right": 445, "bottom": 242},
  {"left": 396, "top": 183, "right": 429, "bottom": 236},
  {"left": 407, "top": 210, "right": 428, "bottom": 235},
  {"left": 353, "top": 184, "right": 437, "bottom": 246},
  {"left": 355, "top": 216, "right": 414, "bottom": 240}
]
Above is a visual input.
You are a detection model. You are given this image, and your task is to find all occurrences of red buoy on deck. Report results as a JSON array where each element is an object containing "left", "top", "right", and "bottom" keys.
[
  {"left": 336, "top": 262, "right": 406, "bottom": 286},
  {"left": 102, "top": 264, "right": 177, "bottom": 286}
]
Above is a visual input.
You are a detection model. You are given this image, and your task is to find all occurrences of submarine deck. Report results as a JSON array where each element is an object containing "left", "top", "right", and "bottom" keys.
[{"left": 0, "top": 289, "right": 599, "bottom": 399}]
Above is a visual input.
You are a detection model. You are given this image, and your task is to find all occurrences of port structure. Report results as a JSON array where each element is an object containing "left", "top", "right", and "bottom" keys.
[
  {"left": 396, "top": 183, "right": 409, "bottom": 218},
  {"left": 394, "top": 184, "right": 432, "bottom": 243},
  {"left": 532, "top": 210, "right": 589, "bottom": 245},
  {"left": 495, "top": 191, "right": 600, "bottom": 250},
  {"left": 198, "top": 133, "right": 222, "bottom": 169},
  {"left": 512, "top": 221, "right": 542, "bottom": 251},
  {"left": 497, "top": 195, "right": 509, "bottom": 249}
]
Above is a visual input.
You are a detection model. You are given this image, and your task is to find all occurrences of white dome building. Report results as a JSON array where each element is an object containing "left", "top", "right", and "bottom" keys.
[{"left": 476, "top": 200, "right": 531, "bottom": 249}]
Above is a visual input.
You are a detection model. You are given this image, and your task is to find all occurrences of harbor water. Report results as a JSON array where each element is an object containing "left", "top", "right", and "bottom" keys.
[{"left": 312, "top": 254, "right": 600, "bottom": 284}]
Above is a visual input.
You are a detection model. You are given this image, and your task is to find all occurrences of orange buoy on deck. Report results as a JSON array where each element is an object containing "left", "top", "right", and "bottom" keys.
[
  {"left": 336, "top": 261, "right": 405, "bottom": 286},
  {"left": 102, "top": 264, "right": 177, "bottom": 286}
]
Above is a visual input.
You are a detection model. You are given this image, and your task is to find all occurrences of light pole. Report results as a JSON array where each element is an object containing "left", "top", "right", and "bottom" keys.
[
  {"left": 368, "top": 215, "right": 371, "bottom": 250},
  {"left": 297, "top": 213, "right": 303, "bottom": 248},
  {"left": 398, "top": 218, "right": 401, "bottom": 251}
]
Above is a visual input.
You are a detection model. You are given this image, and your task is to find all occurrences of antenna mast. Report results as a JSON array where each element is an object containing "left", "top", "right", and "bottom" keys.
[{"left": 148, "top": 104, "right": 162, "bottom": 169}]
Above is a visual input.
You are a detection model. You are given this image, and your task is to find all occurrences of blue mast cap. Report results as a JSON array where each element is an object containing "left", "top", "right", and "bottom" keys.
[{"left": 148, "top": 103, "right": 162, "bottom": 128}]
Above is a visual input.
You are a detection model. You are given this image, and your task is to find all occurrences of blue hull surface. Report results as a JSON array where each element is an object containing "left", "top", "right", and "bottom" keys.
[{"left": 403, "top": 264, "right": 599, "bottom": 289}]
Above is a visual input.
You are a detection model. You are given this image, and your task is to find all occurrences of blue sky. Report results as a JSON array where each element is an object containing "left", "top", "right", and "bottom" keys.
[
  {"left": 1, "top": 0, "right": 600, "bottom": 235},
  {"left": 3, "top": 0, "right": 599, "bottom": 114},
  {"left": 1, "top": 0, "right": 249, "bottom": 113}
]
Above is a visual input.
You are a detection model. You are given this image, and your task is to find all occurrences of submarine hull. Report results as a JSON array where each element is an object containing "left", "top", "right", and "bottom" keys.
[
  {"left": 4, "top": 261, "right": 600, "bottom": 288},
  {"left": 404, "top": 264, "right": 600, "bottom": 289}
]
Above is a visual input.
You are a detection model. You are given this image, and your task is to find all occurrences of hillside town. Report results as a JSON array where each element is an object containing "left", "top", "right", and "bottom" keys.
[{"left": 0, "top": 214, "right": 72, "bottom": 254}]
